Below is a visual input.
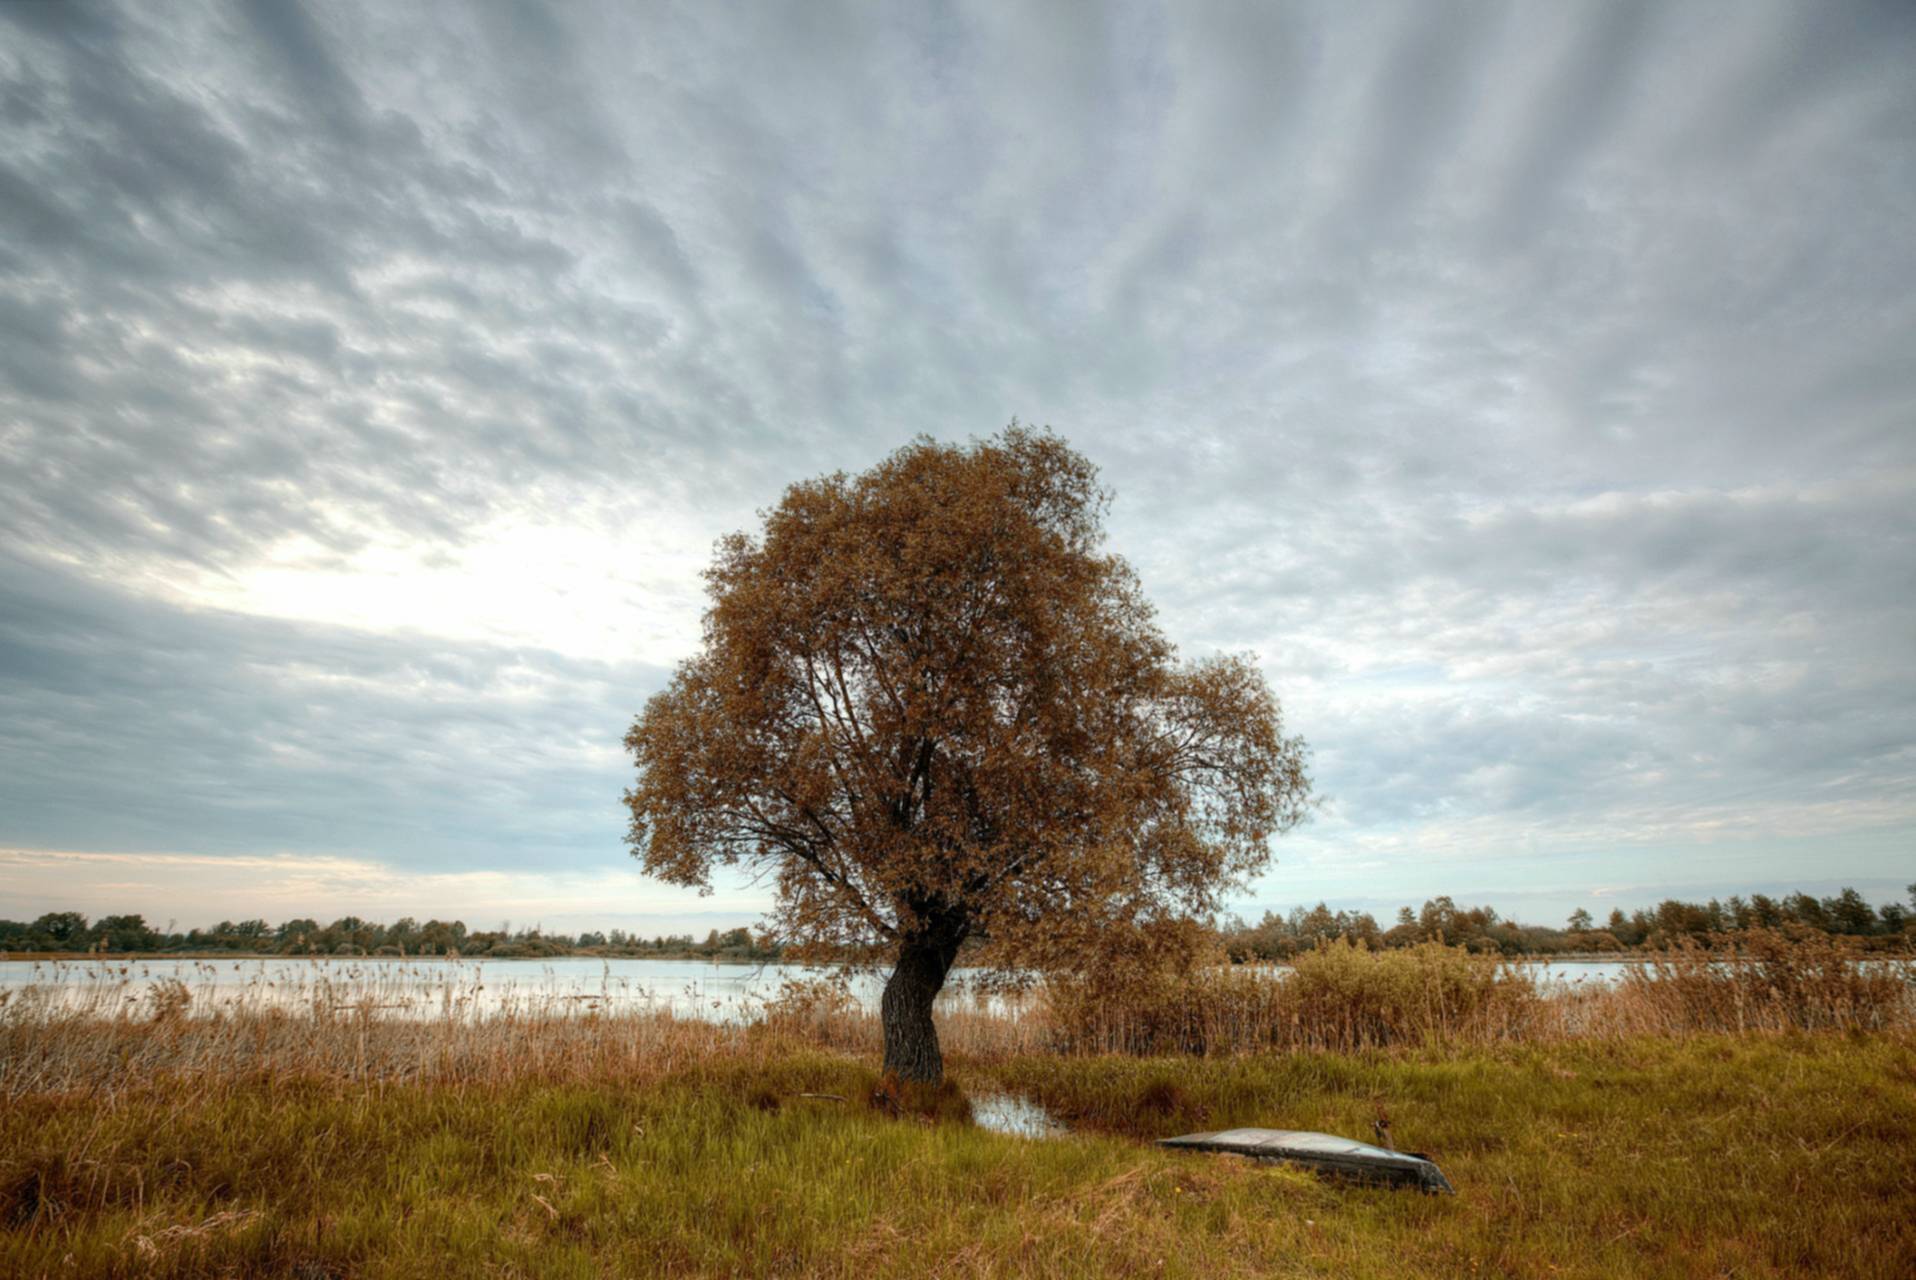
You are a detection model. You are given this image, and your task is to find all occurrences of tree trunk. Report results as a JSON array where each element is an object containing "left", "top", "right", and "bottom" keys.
[{"left": 881, "top": 935, "right": 959, "bottom": 1083}]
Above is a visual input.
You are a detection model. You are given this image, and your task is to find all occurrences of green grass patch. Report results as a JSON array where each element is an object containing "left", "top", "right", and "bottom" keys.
[{"left": 3, "top": 1036, "right": 1911, "bottom": 1278}]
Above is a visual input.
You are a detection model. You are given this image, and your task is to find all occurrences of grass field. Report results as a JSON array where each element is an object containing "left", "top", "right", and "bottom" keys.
[
  {"left": 4, "top": 1032, "right": 1913, "bottom": 1279},
  {"left": 4, "top": 935, "right": 1911, "bottom": 1278}
]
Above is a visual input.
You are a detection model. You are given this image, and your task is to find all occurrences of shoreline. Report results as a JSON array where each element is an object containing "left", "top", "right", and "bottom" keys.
[
  {"left": 0, "top": 950, "right": 783, "bottom": 964},
  {"left": 8, "top": 947, "right": 1906, "bottom": 966}
]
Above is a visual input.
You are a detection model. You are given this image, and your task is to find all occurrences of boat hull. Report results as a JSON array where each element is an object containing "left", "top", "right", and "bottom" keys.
[{"left": 1158, "top": 1128, "right": 1456, "bottom": 1194}]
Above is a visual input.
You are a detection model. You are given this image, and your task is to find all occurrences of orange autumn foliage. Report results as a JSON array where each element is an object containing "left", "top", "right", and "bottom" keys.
[{"left": 623, "top": 426, "right": 1311, "bottom": 1079}]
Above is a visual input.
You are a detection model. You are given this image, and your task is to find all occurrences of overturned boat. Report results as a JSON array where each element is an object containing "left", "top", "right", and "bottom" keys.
[{"left": 1158, "top": 1128, "right": 1456, "bottom": 1194}]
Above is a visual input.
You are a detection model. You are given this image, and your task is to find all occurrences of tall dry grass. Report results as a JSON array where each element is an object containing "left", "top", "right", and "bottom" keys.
[
  {"left": 1042, "top": 930, "right": 1913, "bottom": 1055},
  {"left": 1, "top": 929, "right": 1907, "bottom": 1100},
  {"left": 1043, "top": 940, "right": 1547, "bottom": 1054},
  {"left": 1591, "top": 927, "right": 1915, "bottom": 1034},
  {"left": 0, "top": 962, "right": 1049, "bottom": 1100}
]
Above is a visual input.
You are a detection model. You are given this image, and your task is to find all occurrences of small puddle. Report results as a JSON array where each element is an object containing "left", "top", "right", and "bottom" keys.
[{"left": 971, "top": 1092, "right": 1068, "bottom": 1138}]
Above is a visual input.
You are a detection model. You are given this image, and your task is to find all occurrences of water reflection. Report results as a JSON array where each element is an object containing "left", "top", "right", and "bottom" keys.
[{"left": 971, "top": 1092, "right": 1067, "bottom": 1138}]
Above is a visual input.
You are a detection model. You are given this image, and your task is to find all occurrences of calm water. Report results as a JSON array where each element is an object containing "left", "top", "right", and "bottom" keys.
[
  {"left": 1531, "top": 959, "right": 1633, "bottom": 987},
  {"left": 0, "top": 955, "right": 1636, "bottom": 1020},
  {"left": 0, "top": 955, "right": 1028, "bottom": 1020},
  {"left": 970, "top": 1092, "right": 1068, "bottom": 1138}
]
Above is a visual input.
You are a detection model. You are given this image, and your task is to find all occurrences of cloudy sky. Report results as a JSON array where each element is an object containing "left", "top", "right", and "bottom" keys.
[{"left": 2, "top": 0, "right": 1912, "bottom": 935}]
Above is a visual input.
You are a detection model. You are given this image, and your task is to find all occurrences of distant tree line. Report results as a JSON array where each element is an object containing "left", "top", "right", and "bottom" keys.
[
  {"left": 1218, "top": 884, "right": 1916, "bottom": 961},
  {"left": 10, "top": 884, "right": 1911, "bottom": 962},
  {"left": 0, "top": 914, "right": 778, "bottom": 961}
]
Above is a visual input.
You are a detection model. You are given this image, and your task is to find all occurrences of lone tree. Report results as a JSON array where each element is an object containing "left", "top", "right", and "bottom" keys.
[{"left": 624, "top": 428, "right": 1310, "bottom": 1082}]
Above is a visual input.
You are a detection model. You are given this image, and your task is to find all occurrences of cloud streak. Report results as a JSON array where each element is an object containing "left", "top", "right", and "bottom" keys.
[{"left": 2, "top": 0, "right": 1912, "bottom": 927}]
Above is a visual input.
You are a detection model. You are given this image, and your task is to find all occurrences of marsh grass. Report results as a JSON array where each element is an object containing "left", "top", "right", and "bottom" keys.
[
  {"left": 1043, "top": 940, "right": 1546, "bottom": 1054},
  {"left": 1607, "top": 930, "right": 1914, "bottom": 1034},
  {"left": 3, "top": 1035, "right": 1912, "bottom": 1278},
  {"left": 2, "top": 931, "right": 1911, "bottom": 1277},
  {"left": 0, "top": 972, "right": 1055, "bottom": 1106},
  {"left": 2, "top": 931, "right": 1907, "bottom": 1101},
  {"left": 1042, "top": 930, "right": 1913, "bottom": 1055}
]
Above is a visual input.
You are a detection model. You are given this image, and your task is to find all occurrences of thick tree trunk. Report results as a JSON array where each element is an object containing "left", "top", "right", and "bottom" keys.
[{"left": 881, "top": 935, "right": 960, "bottom": 1084}]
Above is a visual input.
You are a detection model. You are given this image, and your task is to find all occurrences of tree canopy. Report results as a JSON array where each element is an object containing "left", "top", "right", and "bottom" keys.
[{"left": 623, "top": 427, "right": 1311, "bottom": 1079}]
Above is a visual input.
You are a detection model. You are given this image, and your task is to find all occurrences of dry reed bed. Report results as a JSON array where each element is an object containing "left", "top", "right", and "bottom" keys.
[
  {"left": 1043, "top": 932, "right": 1915, "bottom": 1055},
  {"left": 2, "top": 930, "right": 1907, "bottom": 1100},
  {"left": 0, "top": 972, "right": 1044, "bottom": 1100}
]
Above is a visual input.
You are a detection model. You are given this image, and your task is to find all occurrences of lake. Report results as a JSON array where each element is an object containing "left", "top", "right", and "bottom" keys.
[{"left": 0, "top": 954, "right": 1639, "bottom": 1021}]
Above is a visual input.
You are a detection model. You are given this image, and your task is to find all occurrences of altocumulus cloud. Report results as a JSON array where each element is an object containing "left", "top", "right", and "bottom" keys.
[{"left": 0, "top": 0, "right": 1911, "bottom": 928}]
